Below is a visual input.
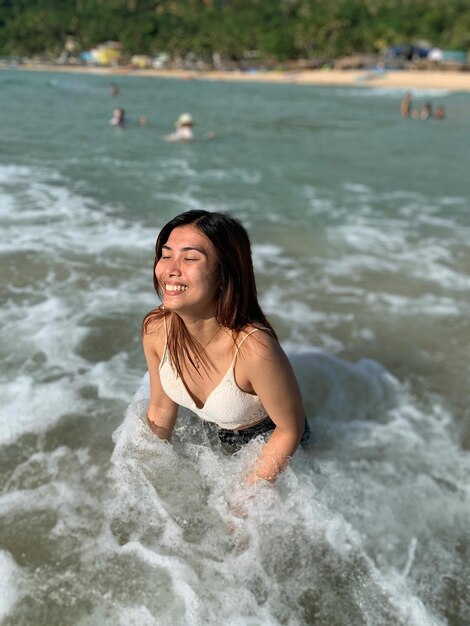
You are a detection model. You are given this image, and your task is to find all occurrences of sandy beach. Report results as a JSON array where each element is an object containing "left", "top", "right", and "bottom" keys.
[
  {"left": 150, "top": 68, "right": 470, "bottom": 91},
  {"left": 3, "top": 63, "right": 470, "bottom": 91}
]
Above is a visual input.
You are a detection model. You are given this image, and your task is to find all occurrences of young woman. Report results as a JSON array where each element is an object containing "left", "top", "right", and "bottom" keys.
[{"left": 142, "top": 210, "right": 310, "bottom": 485}]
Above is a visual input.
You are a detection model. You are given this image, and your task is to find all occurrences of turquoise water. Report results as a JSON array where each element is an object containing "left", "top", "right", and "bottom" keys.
[{"left": 0, "top": 69, "right": 469, "bottom": 625}]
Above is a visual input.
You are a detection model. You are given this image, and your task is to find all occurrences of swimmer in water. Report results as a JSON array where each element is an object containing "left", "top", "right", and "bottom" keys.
[
  {"left": 400, "top": 92, "right": 413, "bottom": 118},
  {"left": 110, "top": 107, "right": 126, "bottom": 127},
  {"left": 420, "top": 103, "right": 433, "bottom": 120},
  {"left": 165, "top": 113, "right": 194, "bottom": 142}
]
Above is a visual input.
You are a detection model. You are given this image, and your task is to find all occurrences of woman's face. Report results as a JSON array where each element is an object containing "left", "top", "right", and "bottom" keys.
[{"left": 155, "top": 225, "right": 220, "bottom": 316}]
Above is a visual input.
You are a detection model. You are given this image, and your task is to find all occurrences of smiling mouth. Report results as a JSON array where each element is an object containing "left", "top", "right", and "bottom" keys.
[{"left": 164, "top": 283, "right": 188, "bottom": 293}]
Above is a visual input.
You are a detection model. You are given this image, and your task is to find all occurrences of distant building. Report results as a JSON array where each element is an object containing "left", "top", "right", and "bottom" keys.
[
  {"left": 152, "top": 53, "right": 170, "bottom": 69},
  {"left": 88, "top": 42, "right": 123, "bottom": 66},
  {"left": 441, "top": 50, "right": 468, "bottom": 64},
  {"left": 131, "top": 55, "right": 153, "bottom": 68},
  {"left": 428, "top": 48, "right": 444, "bottom": 62}
]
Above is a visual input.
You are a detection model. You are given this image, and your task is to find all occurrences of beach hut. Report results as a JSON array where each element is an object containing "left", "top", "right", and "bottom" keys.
[
  {"left": 89, "top": 42, "right": 123, "bottom": 66},
  {"left": 131, "top": 55, "right": 153, "bottom": 68}
]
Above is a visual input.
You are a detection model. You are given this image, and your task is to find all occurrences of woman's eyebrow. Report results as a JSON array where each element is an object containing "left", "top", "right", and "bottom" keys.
[{"left": 162, "top": 244, "right": 207, "bottom": 255}]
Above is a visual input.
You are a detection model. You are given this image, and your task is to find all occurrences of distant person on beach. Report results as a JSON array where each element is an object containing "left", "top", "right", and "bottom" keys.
[
  {"left": 110, "top": 107, "right": 126, "bottom": 127},
  {"left": 139, "top": 115, "right": 148, "bottom": 126},
  {"left": 110, "top": 82, "right": 119, "bottom": 96},
  {"left": 434, "top": 106, "right": 446, "bottom": 120},
  {"left": 165, "top": 113, "right": 194, "bottom": 142},
  {"left": 400, "top": 92, "right": 413, "bottom": 118},
  {"left": 142, "top": 210, "right": 310, "bottom": 490}
]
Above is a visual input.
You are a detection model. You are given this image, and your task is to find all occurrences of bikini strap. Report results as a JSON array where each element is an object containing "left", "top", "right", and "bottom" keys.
[
  {"left": 158, "top": 314, "right": 169, "bottom": 371},
  {"left": 230, "top": 328, "right": 260, "bottom": 367}
]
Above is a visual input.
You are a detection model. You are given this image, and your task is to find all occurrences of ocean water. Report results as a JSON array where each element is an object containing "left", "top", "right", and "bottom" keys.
[{"left": 0, "top": 69, "right": 469, "bottom": 626}]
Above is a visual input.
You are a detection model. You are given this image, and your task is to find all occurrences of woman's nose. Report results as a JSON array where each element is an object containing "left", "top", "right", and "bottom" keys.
[{"left": 166, "top": 259, "right": 182, "bottom": 276}]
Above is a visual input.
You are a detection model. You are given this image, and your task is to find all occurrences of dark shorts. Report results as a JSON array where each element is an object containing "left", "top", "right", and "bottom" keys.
[{"left": 218, "top": 416, "right": 311, "bottom": 452}]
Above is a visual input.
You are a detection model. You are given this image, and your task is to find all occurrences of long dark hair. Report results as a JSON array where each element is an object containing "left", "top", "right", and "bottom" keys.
[{"left": 142, "top": 210, "right": 277, "bottom": 376}]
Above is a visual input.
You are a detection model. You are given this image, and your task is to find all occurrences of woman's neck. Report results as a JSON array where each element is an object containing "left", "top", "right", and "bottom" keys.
[{"left": 177, "top": 313, "right": 221, "bottom": 343}]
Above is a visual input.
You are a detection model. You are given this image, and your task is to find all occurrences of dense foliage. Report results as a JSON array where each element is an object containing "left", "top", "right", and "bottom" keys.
[{"left": 0, "top": 0, "right": 469, "bottom": 60}]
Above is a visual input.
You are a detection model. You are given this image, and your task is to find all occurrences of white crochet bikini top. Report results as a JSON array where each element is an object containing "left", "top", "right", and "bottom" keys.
[{"left": 158, "top": 324, "right": 268, "bottom": 430}]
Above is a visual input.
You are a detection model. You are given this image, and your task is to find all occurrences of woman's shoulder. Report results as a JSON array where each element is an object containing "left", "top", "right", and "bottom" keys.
[
  {"left": 236, "top": 326, "right": 294, "bottom": 385},
  {"left": 237, "top": 324, "right": 280, "bottom": 361},
  {"left": 142, "top": 311, "right": 167, "bottom": 356}
]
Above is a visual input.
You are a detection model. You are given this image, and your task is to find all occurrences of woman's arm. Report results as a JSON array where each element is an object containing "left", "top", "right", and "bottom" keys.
[
  {"left": 142, "top": 324, "right": 179, "bottom": 441},
  {"left": 241, "top": 332, "right": 306, "bottom": 485}
]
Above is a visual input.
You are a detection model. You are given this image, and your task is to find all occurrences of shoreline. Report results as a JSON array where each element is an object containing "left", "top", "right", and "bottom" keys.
[{"left": 2, "top": 63, "right": 470, "bottom": 91}]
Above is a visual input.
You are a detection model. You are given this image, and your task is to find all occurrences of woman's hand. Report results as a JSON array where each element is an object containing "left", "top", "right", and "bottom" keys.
[
  {"left": 146, "top": 413, "right": 174, "bottom": 440},
  {"left": 243, "top": 426, "right": 301, "bottom": 485}
]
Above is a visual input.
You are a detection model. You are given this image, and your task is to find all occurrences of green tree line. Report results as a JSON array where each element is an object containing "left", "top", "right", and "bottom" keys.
[{"left": 0, "top": 0, "right": 469, "bottom": 60}]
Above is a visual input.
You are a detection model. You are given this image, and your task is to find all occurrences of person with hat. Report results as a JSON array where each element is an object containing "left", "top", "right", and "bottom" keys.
[{"left": 165, "top": 113, "right": 194, "bottom": 142}]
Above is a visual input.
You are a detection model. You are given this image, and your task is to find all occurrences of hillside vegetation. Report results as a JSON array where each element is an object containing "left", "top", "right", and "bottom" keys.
[{"left": 0, "top": 0, "right": 469, "bottom": 61}]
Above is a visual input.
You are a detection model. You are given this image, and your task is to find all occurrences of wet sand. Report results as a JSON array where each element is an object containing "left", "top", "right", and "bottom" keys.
[{"left": 3, "top": 63, "right": 470, "bottom": 91}]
